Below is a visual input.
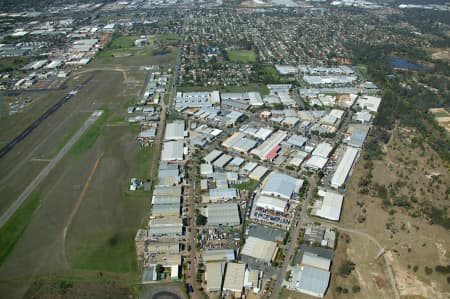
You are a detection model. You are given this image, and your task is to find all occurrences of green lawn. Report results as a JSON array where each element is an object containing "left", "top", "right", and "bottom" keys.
[
  {"left": 154, "top": 34, "right": 180, "bottom": 47},
  {"left": 108, "top": 35, "right": 140, "bottom": 49},
  {"left": 70, "top": 231, "right": 137, "bottom": 273},
  {"left": 50, "top": 113, "right": 90, "bottom": 157},
  {"left": 134, "top": 145, "right": 155, "bottom": 180},
  {"left": 0, "top": 193, "right": 41, "bottom": 265},
  {"left": 227, "top": 50, "right": 256, "bottom": 63},
  {"left": 231, "top": 179, "right": 259, "bottom": 191}
]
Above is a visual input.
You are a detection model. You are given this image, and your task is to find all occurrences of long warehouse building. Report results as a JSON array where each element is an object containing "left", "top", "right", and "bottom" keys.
[{"left": 331, "top": 146, "right": 359, "bottom": 189}]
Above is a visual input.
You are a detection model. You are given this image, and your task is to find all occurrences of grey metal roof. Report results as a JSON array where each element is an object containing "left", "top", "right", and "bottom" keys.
[
  {"left": 209, "top": 188, "right": 237, "bottom": 200},
  {"left": 298, "top": 266, "right": 330, "bottom": 296},
  {"left": 286, "top": 135, "right": 307, "bottom": 148},
  {"left": 152, "top": 196, "right": 181, "bottom": 205},
  {"left": 164, "top": 120, "right": 185, "bottom": 140},
  {"left": 151, "top": 204, "right": 180, "bottom": 216},
  {"left": 213, "top": 154, "right": 233, "bottom": 168},
  {"left": 153, "top": 186, "right": 182, "bottom": 197},
  {"left": 207, "top": 203, "right": 240, "bottom": 226},
  {"left": 262, "top": 172, "right": 303, "bottom": 200},
  {"left": 222, "top": 99, "right": 250, "bottom": 110},
  {"left": 348, "top": 124, "right": 370, "bottom": 148},
  {"left": 161, "top": 141, "right": 184, "bottom": 161}
]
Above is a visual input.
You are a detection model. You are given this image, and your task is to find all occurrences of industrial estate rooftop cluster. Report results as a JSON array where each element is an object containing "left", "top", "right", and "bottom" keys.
[
  {"left": 0, "top": 1, "right": 404, "bottom": 298},
  {"left": 133, "top": 59, "right": 381, "bottom": 298}
]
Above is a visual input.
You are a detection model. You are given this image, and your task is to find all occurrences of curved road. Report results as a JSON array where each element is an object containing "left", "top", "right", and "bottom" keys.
[{"left": 269, "top": 176, "right": 400, "bottom": 299}]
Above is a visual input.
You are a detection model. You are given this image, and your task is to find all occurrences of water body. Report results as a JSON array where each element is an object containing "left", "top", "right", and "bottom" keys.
[{"left": 390, "top": 58, "right": 423, "bottom": 70}]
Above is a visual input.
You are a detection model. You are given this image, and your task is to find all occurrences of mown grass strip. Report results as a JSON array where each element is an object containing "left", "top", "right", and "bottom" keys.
[
  {"left": 0, "top": 192, "right": 41, "bottom": 265},
  {"left": 68, "top": 110, "right": 110, "bottom": 157}
]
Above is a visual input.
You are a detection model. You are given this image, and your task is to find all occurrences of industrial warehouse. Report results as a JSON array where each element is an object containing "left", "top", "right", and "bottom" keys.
[{"left": 132, "top": 61, "right": 383, "bottom": 298}]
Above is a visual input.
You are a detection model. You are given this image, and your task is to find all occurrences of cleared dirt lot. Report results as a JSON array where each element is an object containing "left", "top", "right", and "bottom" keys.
[{"left": 341, "top": 126, "right": 450, "bottom": 299}]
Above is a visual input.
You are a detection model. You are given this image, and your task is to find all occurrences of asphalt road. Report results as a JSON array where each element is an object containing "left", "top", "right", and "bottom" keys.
[
  {"left": 269, "top": 176, "right": 316, "bottom": 299},
  {"left": 0, "top": 110, "right": 103, "bottom": 229},
  {"left": 0, "top": 74, "right": 94, "bottom": 159}
]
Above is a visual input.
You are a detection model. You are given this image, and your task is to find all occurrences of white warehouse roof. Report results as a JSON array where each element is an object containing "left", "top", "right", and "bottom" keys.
[
  {"left": 204, "top": 150, "right": 222, "bottom": 164},
  {"left": 164, "top": 120, "right": 185, "bottom": 140},
  {"left": 223, "top": 263, "right": 246, "bottom": 293},
  {"left": 312, "top": 142, "right": 333, "bottom": 158},
  {"left": 202, "top": 249, "right": 235, "bottom": 263},
  {"left": 241, "top": 236, "right": 278, "bottom": 262},
  {"left": 314, "top": 191, "right": 343, "bottom": 221},
  {"left": 161, "top": 141, "right": 184, "bottom": 161},
  {"left": 305, "top": 156, "right": 328, "bottom": 170},
  {"left": 331, "top": 146, "right": 359, "bottom": 189},
  {"left": 296, "top": 265, "right": 330, "bottom": 298},
  {"left": 254, "top": 195, "right": 288, "bottom": 212},
  {"left": 301, "top": 252, "right": 331, "bottom": 271},
  {"left": 249, "top": 166, "right": 269, "bottom": 181},
  {"left": 206, "top": 262, "right": 225, "bottom": 292}
]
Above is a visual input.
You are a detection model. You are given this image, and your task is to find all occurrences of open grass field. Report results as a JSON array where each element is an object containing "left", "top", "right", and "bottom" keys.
[
  {"left": 227, "top": 49, "right": 256, "bottom": 63},
  {"left": 0, "top": 56, "right": 33, "bottom": 73},
  {"left": 341, "top": 126, "right": 450, "bottom": 298},
  {"left": 0, "top": 193, "right": 41, "bottom": 265},
  {"left": 330, "top": 233, "right": 392, "bottom": 299},
  {"left": 92, "top": 34, "right": 179, "bottom": 68},
  {"left": 0, "top": 67, "right": 155, "bottom": 298},
  {"left": 150, "top": 34, "right": 180, "bottom": 47}
]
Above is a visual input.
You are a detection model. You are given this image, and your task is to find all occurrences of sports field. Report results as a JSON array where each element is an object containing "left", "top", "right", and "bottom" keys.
[{"left": 227, "top": 49, "right": 256, "bottom": 63}]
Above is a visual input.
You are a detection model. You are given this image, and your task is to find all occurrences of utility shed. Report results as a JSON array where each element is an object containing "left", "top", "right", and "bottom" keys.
[
  {"left": 241, "top": 236, "right": 278, "bottom": 263},
  {"left": 296, "top": 266, "right": 330, "bottom": 298},
  {"left": 206, "top": 203, "right": 240, "bottom": 226},
  {"left": 331, "top": 146, "right": 359, "bottom": 189},
  {"left": 223, "top": 263, "right": 246, "bottom": 297},
  {"left": 206, "top": 262, "right": 225, "bottom": 292}
]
